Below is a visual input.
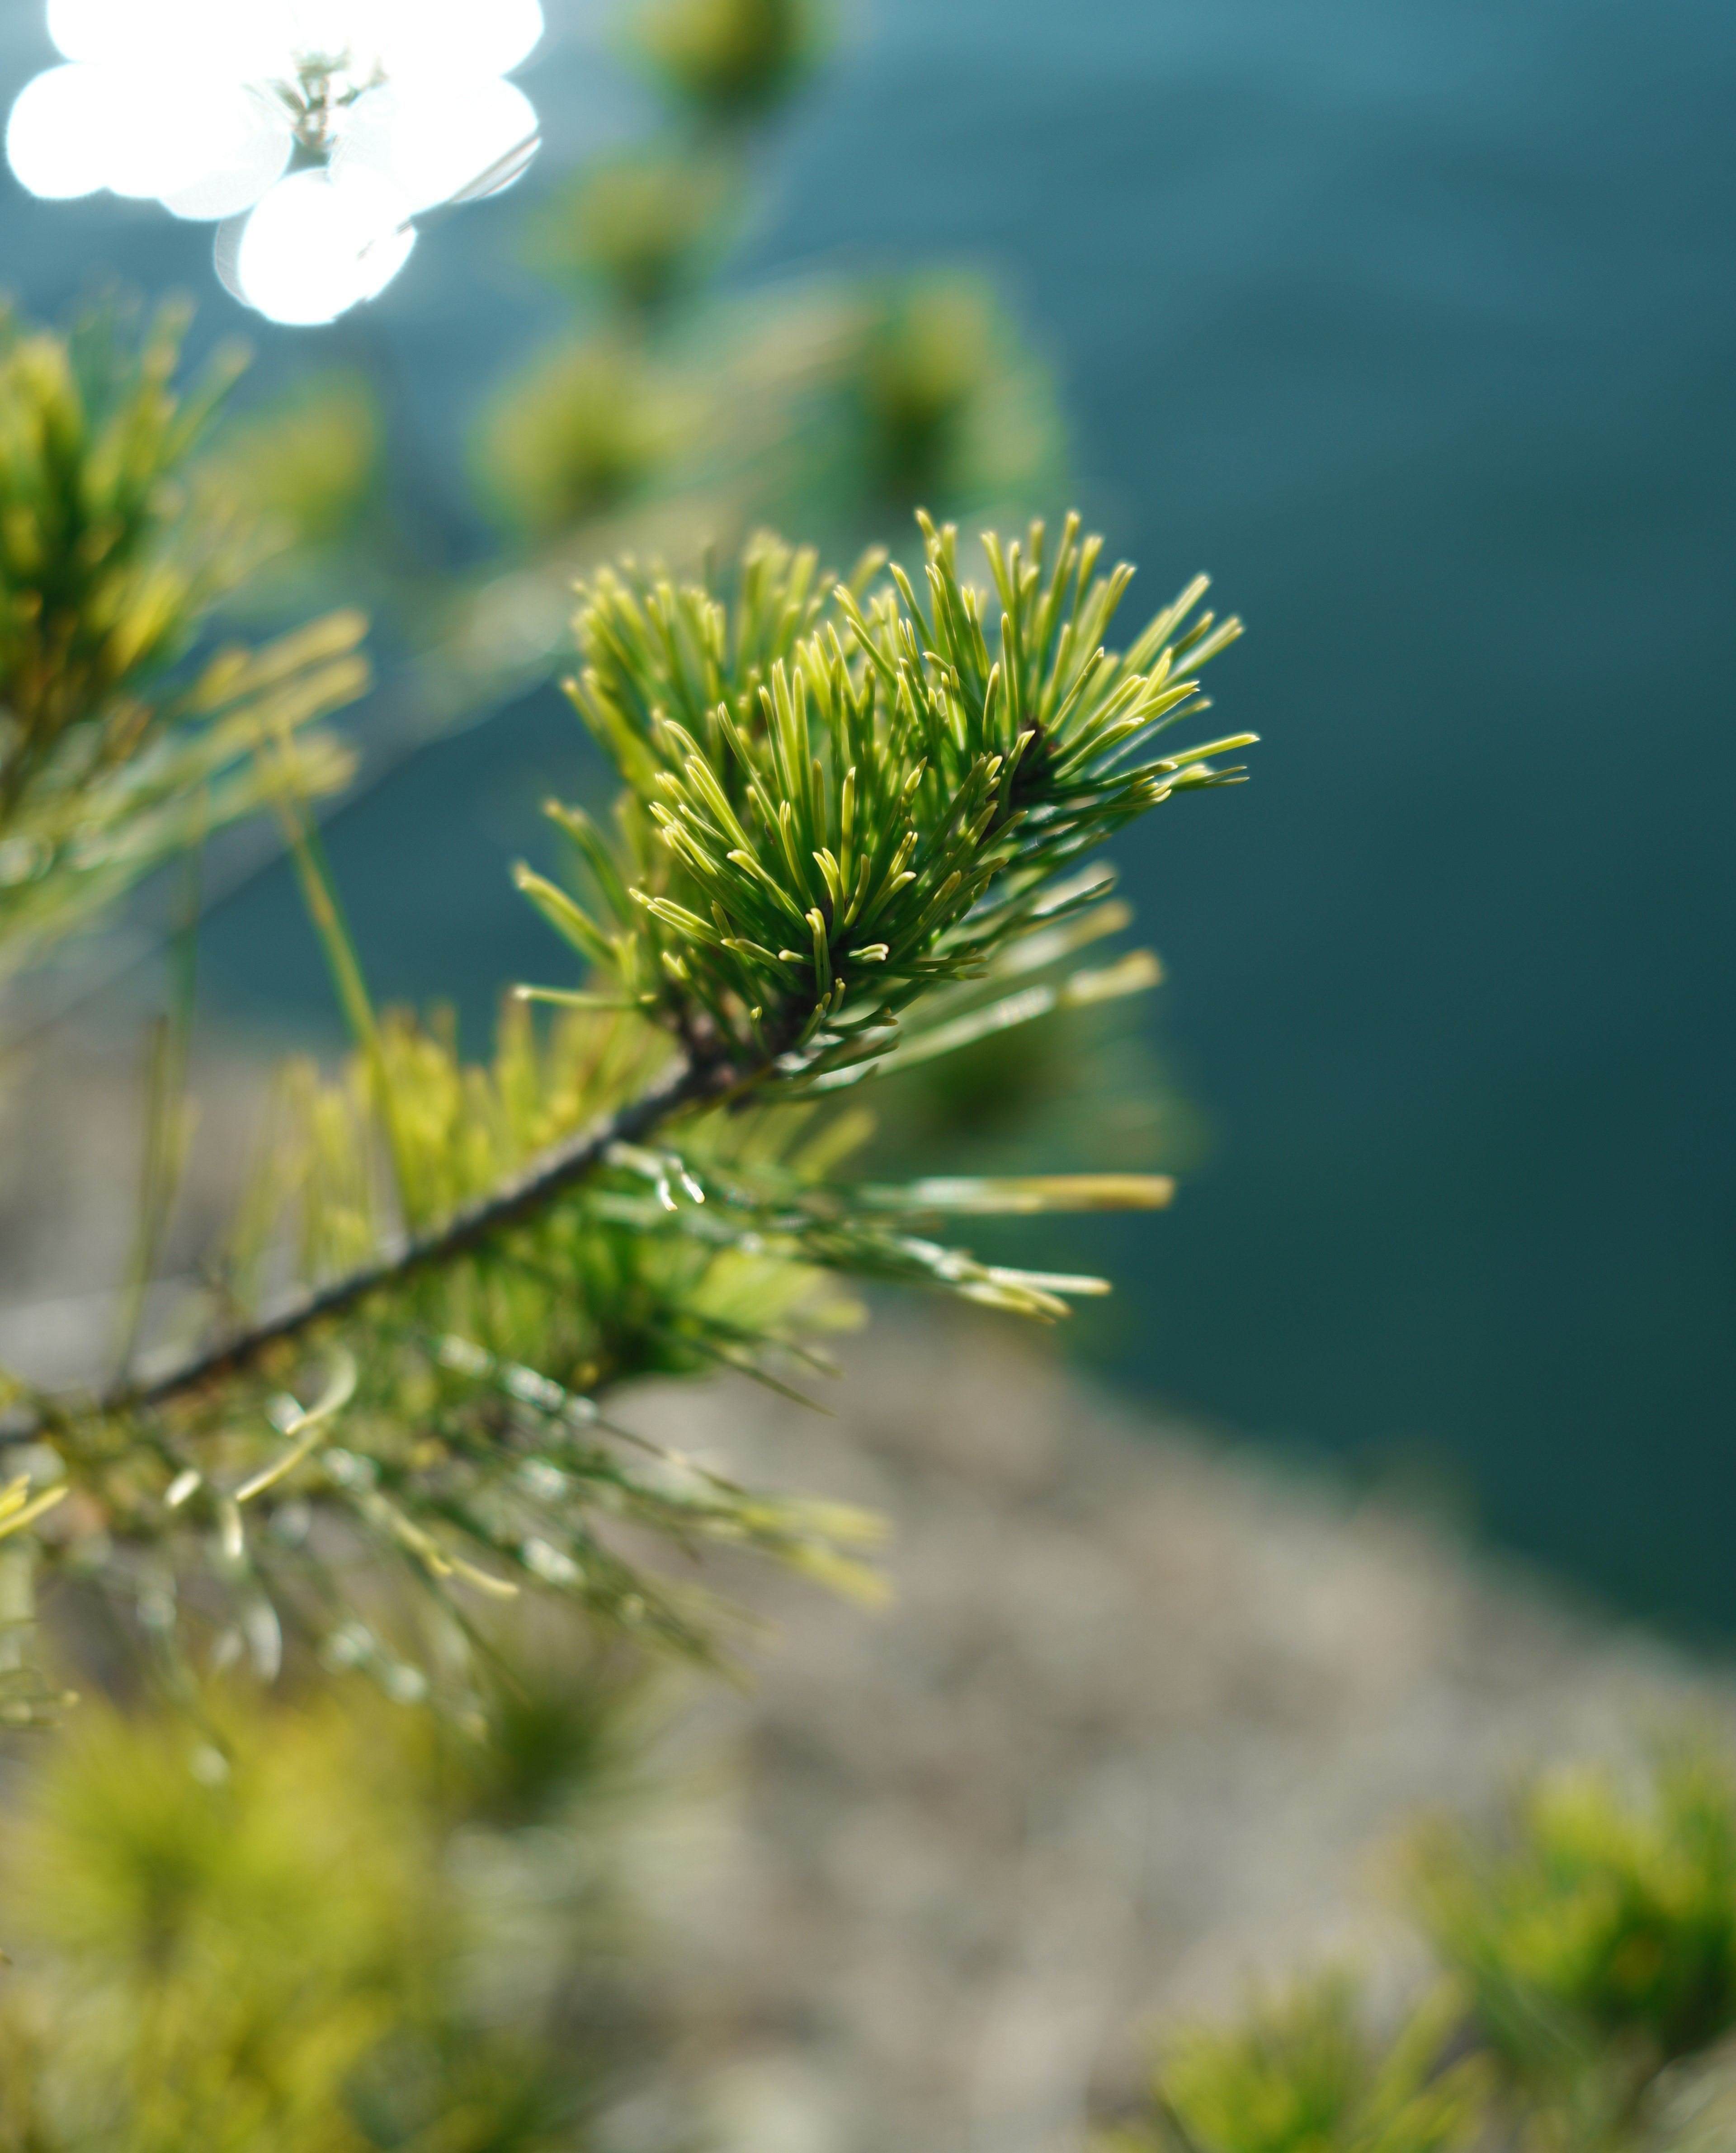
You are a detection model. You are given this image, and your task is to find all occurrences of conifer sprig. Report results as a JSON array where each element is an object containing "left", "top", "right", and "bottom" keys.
[
  {"left": 543, "top": 512, "right": 1250, "bottom": 1089},
  {"left": 6, "top": 510, "right": 1249, "bottom": 1684}
]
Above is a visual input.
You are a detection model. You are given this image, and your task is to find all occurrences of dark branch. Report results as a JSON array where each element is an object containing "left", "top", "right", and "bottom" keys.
[{"left": 121, "top": 1053, "right": 722, "bottom": 1411}]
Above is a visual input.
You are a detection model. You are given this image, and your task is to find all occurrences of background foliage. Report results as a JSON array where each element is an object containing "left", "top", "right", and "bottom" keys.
[
  {"left": 0, "top": 1648, "right": 664, "bottom": 2152},
  {"left": 1111, "top": 1748, "right": 1736, "bottom": 2153}
]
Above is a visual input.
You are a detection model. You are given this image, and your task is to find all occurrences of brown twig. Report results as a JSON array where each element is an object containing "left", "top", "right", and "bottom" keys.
[{"left": 117, "top": 1053, "right": 722, "bottom": 1412}]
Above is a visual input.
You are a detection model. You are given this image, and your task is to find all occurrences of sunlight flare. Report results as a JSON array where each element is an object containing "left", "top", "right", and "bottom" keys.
[{"left": 7, "top": 0, "right": 544, "bottom": 323}]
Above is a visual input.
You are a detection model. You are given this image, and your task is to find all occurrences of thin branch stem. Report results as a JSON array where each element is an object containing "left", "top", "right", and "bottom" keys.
[{"left": 119, "top": 1053, "right": 722, "bottom": 1412}]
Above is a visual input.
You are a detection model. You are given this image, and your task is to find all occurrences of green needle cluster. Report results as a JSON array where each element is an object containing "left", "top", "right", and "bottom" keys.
[{"left": 528, "top": 511, "right": 1251, "bottom": 1089}]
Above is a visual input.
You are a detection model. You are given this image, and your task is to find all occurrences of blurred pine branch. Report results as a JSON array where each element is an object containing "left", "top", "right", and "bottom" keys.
[
  {"left": 0, "top": 304, "right": 362, "bottom": 987},
  {"left": 0, "top": 1650, "right": 669, "bottom": 2150},
  {"left": 1106, "top": 1745, "right": 1736, "bottom": 2153}
]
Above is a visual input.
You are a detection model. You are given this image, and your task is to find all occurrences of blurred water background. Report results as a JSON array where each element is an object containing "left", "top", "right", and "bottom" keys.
[{"left": 2, "top": 0, "right": 1731, "bottom": 1628}]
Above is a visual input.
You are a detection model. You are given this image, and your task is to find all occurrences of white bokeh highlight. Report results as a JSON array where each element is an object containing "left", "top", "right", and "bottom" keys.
[
  {"left": 5, "top": 63, "right": 122, "bottom": 198},
  {"left": 7, "top": 0, "right": 543, "bottom": 324},
  {"left": 236, "top": 167, "right": 417, "bottom": 326}
]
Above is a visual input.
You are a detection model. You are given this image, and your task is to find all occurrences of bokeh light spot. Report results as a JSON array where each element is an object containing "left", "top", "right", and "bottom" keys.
[
  {"left": 9, "top": 0, "right": 544, "bottom": 321},
  {"left": 338, "top": 74, "right": 539, "bottom": 213},
  {"left": 236, "top": 167, "right": 417, "bottom": 326},
  {"left": 5, "top": 63, "right": 122, "bottom": 198}
]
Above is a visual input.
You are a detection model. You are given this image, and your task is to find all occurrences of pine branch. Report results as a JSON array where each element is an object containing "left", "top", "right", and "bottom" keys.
[
  {"left": 123, "top": 1049, "right": 722, "bottom": 1409},
  {"left": 2, "top": 507, "right": 1250, "bottom": 1681}
]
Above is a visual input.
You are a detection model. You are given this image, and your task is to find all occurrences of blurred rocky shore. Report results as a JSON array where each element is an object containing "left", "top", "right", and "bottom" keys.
[
  {"left": 4, "top": 1043, "right": 1732, "bottom": 2153},
  {"left": 627, "top": 1320, "right": 1736, "bottom": 2153}
]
